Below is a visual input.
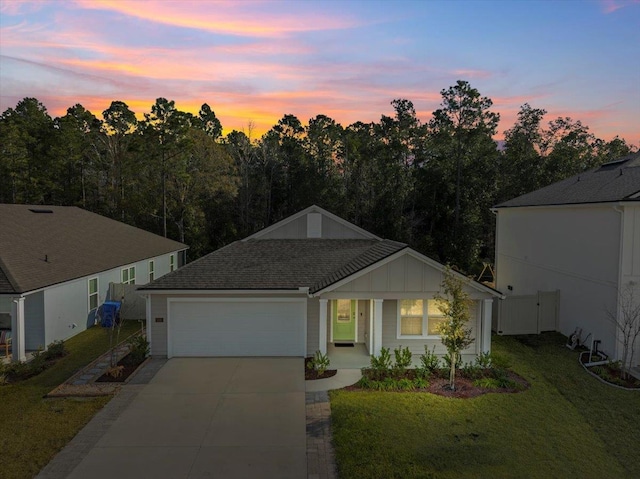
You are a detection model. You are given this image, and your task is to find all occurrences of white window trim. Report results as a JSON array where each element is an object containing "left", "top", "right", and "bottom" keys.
[
  {"left": 169, "top": 254, "right": 175, "bottom": 272},
  {"left": 397, "top": 299, "right": 444, "bottom": 339},
  {"left": 149, "top": 260, "right": 155, "bottom": 282},
  {"left": 88, "top": 277, "right": 99, "bottom": 311},
  {"left": 121, "top": 266, "right": 136, "bottom": 285}
]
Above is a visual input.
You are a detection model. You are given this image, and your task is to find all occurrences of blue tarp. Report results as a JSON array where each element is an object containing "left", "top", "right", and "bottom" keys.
[{"left": 100, "top": 301, "right": 121, "bottom": 328}]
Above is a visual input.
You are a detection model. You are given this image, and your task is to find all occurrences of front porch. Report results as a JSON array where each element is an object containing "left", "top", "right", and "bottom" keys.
[{"left": 326, "top": 343, "right": 371, "bottom": 369}]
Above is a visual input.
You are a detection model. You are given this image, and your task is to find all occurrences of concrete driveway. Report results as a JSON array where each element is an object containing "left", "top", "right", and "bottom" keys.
[{"left": 67, "top": 357, "right": 306, "bottom": 479}]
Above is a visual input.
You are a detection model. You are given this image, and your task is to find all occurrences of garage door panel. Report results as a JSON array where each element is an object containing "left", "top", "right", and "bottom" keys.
[{"left": 169, "top": 300, "right": 305, "bottom": 357}]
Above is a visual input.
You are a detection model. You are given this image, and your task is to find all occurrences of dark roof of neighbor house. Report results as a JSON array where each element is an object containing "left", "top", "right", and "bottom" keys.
[
  {"left": 0, "top": 204, "right": 187, "bottom": 294},
  {"left": 495, "top": 152, "right": 640, "bottom": 208},
  {"left": 138, "top": 238, "right": 407, "bottom": 293}
]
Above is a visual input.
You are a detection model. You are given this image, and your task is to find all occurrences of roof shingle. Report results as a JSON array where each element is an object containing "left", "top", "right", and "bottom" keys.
[
  {"left": 139, "top": 239, "right": 407, "bottom": 292},
  {"left": 0, "top": 205, "right": 187, "bottom": 294},
  {"left": 495, "top": 152, "right": 640, "bottom": 208}
]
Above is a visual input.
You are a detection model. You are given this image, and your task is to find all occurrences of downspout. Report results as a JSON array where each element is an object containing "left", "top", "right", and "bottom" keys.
[
  {"left": 490, "top": 207, "right": 501, "bottom": 334},
  {"left": 612, "top": 204, "right": 625, "bottom": 364}
]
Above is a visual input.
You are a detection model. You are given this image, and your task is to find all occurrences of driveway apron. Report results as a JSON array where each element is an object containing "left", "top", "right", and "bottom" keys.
[{"left": 67, "top": 357, "right": 306, "bottom": 479}]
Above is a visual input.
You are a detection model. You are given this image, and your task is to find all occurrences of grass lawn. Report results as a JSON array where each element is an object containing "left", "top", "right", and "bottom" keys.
[
  {"left": 0, "top": 321, "right": 142, "bottom": 479},
  {"left": 330, "top": 333, "right": 640, "bottom": 479}
]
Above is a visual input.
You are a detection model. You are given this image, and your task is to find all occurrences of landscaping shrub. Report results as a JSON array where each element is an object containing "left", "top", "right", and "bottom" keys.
[
  {"left": 0, "top": 340, "right": 68, "bottom": 383},
  {"left": 417, "top": 345, "right": 440, "bottom": 378},
  {"left": 413, "top": 377, "right": 429, "bottom": 389},
  {"left": 369, "top": 347, "right": 392, "bottom": 380},
  {"left": 475, "top": 351, "right": 493, "bottom": 368},
  {"left": 396, "top": 378, "right": 415, "bottom": 391},
  {"left": 126, "top": 335, "right": 150, "bottom": 365},
  {"left": 44, "top": 340, "right": 67, "bottom": 360},
  {"left": 461, "top": 361, "right": 483, "bottom": 380},
  {"left": 307, "top": 350, "right": 330, "bottom": 376},
  {"left": 393, "top": 346, "right": 413, "bottom": 376}
]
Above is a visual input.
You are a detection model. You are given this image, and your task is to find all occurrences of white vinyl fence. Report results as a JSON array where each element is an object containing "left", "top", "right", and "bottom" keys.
[
  {"left": 108, "top": 283, "right": 146, "bottom": 320},
  {"left": 495, "top": 290, "right": 559, "bottom": 335}
]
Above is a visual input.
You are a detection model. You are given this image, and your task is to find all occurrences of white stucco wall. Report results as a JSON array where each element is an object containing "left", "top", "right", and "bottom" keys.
[{"left": 495, "top": 204, "right": 623, "bottom": 357}]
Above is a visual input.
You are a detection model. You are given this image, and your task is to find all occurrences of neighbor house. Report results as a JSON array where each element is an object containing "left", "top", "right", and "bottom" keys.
[
  {"left": 0, "top": 204, "right": 187, "bottom": 362},
  {"left": 493, "top": 152, "right": 640, "bottom": 366},
  {"left": 139, "top": 205, "right": 502, "bottom": 362}
]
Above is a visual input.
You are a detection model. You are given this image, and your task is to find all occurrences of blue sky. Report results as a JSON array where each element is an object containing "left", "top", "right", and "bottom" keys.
[{"left": 0, "top": 0, "right": 638, "bottom": 142}]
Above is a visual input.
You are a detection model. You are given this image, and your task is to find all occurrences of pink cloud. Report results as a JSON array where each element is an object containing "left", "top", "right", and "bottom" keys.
[
  {"left": 72, "top": 0, "right": 359, "bottom": 37},
  {"left": 600, "top": 0, "right": 640, "bottom": 13}
]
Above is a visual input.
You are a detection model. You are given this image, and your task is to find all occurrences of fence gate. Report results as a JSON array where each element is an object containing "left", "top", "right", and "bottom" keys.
[{"left": 496, "top": 290, "right": 559, "bottom": 335}]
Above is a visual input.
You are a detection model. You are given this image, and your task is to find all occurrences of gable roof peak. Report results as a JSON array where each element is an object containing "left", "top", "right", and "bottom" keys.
[{"left": 244, "top": 205, "right": 381, "bottom": 241}]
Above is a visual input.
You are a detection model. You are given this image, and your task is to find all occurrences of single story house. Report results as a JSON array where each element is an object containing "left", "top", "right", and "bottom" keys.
[
  {"left": 493, "top": 152, "right": 640, "bottom": 366},
  {"left": 139, "top": 205, "right": 502, "bottom": 362},
  {"left": 0, "top": 204, "right": 187, "bottom": 362}
]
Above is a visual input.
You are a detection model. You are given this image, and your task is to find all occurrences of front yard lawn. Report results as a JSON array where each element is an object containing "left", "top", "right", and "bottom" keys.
[
  {"left": 0, "top": 321, "right": 142, "bottom": 479},
  {"left": 330, "top": 333, "right": 640, "bottom": 479}
]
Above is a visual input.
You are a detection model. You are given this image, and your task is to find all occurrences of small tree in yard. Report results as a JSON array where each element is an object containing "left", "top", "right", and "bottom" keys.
[
  {"left": 607, "top": 282, "right": 640, "bottom": 380},
  {"left": 435, "top": 267, "right": 474, "bottom": 391}
]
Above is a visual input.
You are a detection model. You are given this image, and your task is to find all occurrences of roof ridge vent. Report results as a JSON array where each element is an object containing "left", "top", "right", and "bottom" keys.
[{"left": 597, "top": 158, "right": 628, "bottom": 172}]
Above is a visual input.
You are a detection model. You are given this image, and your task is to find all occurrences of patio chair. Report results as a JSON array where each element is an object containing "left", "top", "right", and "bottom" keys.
[{"left": 0, "top": 330, "right": 11, "bottom": 358}]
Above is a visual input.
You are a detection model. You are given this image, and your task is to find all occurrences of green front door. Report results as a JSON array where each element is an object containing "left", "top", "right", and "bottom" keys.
[{"left": 333, "top": 299, "right": 356, "bottom": 341}]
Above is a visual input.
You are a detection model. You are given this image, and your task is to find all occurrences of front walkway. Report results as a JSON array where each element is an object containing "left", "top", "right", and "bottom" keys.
[{"left": 326, "top": 342, "right": 370, "bottom": 369}]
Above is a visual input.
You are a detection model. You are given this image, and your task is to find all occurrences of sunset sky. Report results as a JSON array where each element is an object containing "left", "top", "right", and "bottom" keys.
[{"left": 1, "top": 0, "right": 639, "bottom": 143}]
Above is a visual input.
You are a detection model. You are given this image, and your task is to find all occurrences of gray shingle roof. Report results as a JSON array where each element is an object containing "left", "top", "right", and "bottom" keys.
[
  {"left": 139, "top": 239, "right": 407, "bottom": 293},
  {"left": 495, "top": 152, "right": 640, "bottom": 208},
  {"left": 0, "top": 204, "right": 187, "bottom": 294}
]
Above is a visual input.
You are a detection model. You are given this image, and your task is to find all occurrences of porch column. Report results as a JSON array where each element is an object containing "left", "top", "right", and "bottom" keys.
[
  {"left": 319, "top": 299, "right": 328, "bottom": 355},
  {"left": 368, "top": 300, "right": 374, "bottom": 353},
  {"left": 373, "top": 299, "right": 384, "bottom": 356},
  {"left": 11, "top": 296, "right": 26, "bottom": 362},
  {"left": 481, "top": 299, "right": 493, "bottom": 354}
]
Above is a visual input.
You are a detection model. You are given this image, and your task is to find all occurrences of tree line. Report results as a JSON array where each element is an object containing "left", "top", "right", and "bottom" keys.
[{"left": 1, "top": 80, "right": 636, "bottom": 274}]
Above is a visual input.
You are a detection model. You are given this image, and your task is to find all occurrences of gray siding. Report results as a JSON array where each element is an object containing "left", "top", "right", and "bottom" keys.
[
  {"left": 307, "top": 297, "right": 319, "bottom": 355},
  {"left": 257, "top": 211, "right": 373, "bottom": 240},
  {"left": 24, "top": 291, "right": 45, "bottom": 350},
  {"left": 260, "top": 215, "right": 307, "bottom": 239},
  {"left": 322, "top": 215, "right": 370, "bottom": 239},
  {"left": 150, "top": 295, "right": 168, "bottom": 357}
]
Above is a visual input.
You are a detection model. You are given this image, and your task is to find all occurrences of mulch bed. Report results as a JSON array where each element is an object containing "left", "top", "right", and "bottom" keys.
[
  {"left": 426, "top": 372, "right": 528, "bottom": 398},
  {"left": 304, "top": 356, "right": 337, "bottom": 380},
  {"left": 344, "top": 369, "right": 529, "bottom": 398},
  {"left": 580, "top": 353, "right": 640, "bottom": 389},
  {"left": 95, "top": 354, "right": 146, "bottom": 383}
]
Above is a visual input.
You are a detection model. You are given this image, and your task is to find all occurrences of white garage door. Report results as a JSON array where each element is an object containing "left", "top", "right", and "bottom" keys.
[{"left": 168, "top": 300, "right": 306, "bottom": 357}]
